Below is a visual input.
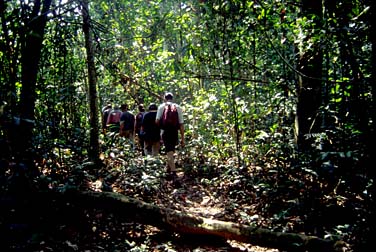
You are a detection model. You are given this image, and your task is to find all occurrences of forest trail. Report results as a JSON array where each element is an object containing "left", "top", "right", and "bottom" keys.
[
  {"left": 2, "top": 141, "right": 348, "bottom": 251},
  {"left": 88, "top": 149, "right": 281, "bottom": 252}
]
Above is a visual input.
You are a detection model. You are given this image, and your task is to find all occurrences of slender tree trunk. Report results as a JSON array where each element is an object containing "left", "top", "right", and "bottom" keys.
[
  {"left": 81, "top": 0, "right": 100, "bottom": 165},
  {"left": 18, "top": 0, "right": 52, "bottom": 174}
]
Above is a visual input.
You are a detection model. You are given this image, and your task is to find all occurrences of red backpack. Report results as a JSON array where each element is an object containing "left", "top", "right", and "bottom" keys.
[
  {"left": 160, "top": 103, "right": 179, "bottom": 130},
  {"left": 107, "top": 110, "right": 121, "bottom": 124}
]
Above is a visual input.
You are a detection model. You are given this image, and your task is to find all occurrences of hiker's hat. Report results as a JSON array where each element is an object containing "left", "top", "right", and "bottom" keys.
[{"left": 164, "top": 92, "right": 173, "bottom": 99}]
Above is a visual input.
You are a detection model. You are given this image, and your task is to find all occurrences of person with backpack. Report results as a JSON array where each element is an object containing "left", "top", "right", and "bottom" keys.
[
  {"left": 106, "top": 105, "right": 121, "bottom": 133},
  {"left": 135, "top": 104, "right": 146, "bottom": 155},
  {"left": 119, "top": 104, "right": 135, "bottom": 147},
  {"left": 101, "top": 102, "right": 112, "bottom": 134},
  {"left": 156, "top": 92, "right": 185, "bottom": 180},
  {"left": 141, "top": 103, "right": 160, "bottom": 156}
]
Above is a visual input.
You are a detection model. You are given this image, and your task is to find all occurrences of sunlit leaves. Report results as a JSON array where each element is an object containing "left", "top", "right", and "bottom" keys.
[{"left": 100, "top": 1, "right": 109, "bottom": 12}]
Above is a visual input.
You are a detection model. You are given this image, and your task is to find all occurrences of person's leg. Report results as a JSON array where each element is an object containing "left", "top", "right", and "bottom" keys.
[
  {"left": 129, "top": 131, "right": 135, "bottom": 149},
  {"left": 139, "top": 134, "right": 145, "bottom": 155},
  {"left": 144, "top": 140, "right": 151, "bottom": 156},
  {"left": 151, "top": 141, "right": 160, "bottom": 156},
  {"left": 162, "top": 130, "right": 178, "bottom": 173},
  {"left": 166, "top": 151, "right": 175, "bottom": 172}
]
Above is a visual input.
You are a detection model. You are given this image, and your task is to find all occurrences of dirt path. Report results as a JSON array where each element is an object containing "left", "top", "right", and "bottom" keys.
[{"left": 99, "top": 155, "right": 279, "bottom": 251}]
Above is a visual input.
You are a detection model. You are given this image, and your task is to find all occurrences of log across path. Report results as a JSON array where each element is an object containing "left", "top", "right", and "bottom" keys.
[{"left": 3, "top": 190, "right": 346, "bottom": 252}]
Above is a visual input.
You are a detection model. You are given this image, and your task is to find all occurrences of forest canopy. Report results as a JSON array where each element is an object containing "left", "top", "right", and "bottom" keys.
[{"left": 0, "top": 0, "right": 374, "bottom": 251}]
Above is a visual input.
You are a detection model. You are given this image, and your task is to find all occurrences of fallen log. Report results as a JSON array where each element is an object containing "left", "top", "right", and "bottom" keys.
[
  {"left": 1, "top": 190, "right": 347, "bottom": 252},
  {"left": 67, "top": 190, "right": 346, "bottom": 252}
]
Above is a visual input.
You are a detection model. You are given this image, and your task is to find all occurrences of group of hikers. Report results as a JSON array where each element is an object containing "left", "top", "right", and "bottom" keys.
[{"left": 101, "top": 92, "right": 185, "bottom": 181}]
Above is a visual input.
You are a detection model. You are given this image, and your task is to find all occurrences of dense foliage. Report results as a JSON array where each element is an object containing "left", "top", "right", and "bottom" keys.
[{"left": 0, "top": 0, "right": 374, "bottom": 251}]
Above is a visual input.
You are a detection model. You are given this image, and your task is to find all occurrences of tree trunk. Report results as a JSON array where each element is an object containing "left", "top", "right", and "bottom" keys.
[
  {"left": 81, "top": 0, "right": 100, "bottom": 164},
  {"left": 1, "top": 191, "right": 346, "bottom": 252},
  {"left": 295, "top": 1, "right": 323, "bottom": 150},
  {"left": 18, "top": 0, "right": 52, "bottom": 173}
]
